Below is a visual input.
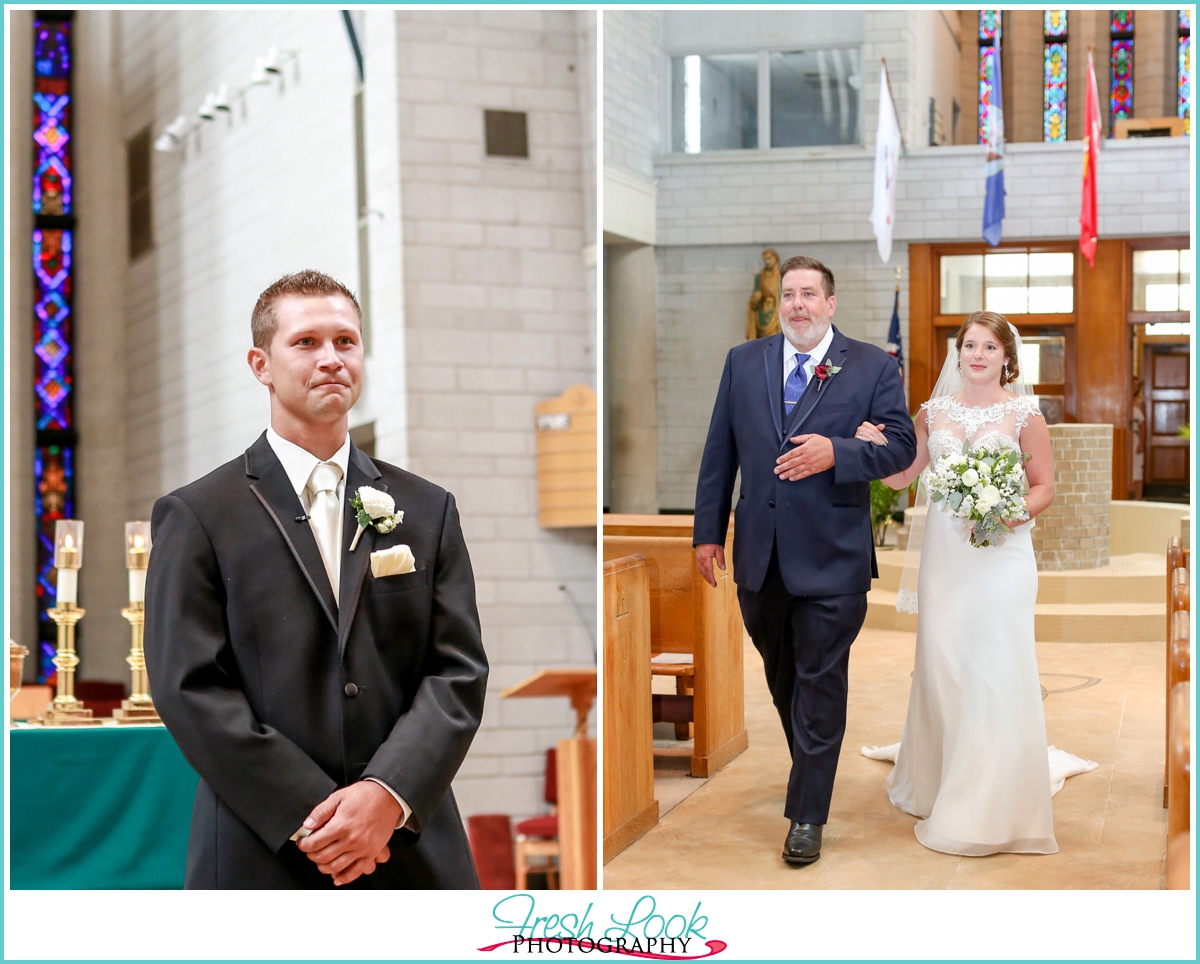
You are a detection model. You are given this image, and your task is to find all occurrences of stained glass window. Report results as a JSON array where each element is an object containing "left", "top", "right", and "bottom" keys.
[
  {"left": 33, "top": 13, "right": 76, "bottom": 683},
  {"left": 1180, "top": 10, "right": 1192, "bottom": 136},
  {"left": 1044, "top": 11, "right": 1068, "bottom": 142},
  {"left": 1110, "top": 10, "right": 1134, "bottom": 134},
  {"left": 979, "top": 11, "right": 1002, "bottom": 144}
]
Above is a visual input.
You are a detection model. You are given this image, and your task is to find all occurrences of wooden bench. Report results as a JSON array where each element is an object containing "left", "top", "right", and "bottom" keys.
[
  {"left": 603, "top": 514, "right": 748, "bottom": 778},
  {"left": 602, "top": 554, "right": 658, "bottom": 863},
  {"left": 1165, "top": 538, "right": 1190, "bottom": 806},
  {"left": 1167, "top": 682, "right": 1190, "bottom": 889}
]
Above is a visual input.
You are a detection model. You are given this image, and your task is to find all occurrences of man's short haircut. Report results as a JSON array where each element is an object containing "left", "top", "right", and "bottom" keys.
[
  {"left": 778, "top": 256, "right": 836, "bottom": 299},
  {"left": 251, "top": 270, "right": 362, "bottom": 349}
]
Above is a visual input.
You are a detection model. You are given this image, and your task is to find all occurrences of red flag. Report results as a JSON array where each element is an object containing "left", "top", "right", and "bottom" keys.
[{"left": 1080, "top": 51, "right": 1101, "bottom": 267}]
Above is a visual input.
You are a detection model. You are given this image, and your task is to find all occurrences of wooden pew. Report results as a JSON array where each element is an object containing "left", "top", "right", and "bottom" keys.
[
  {"left": 602, "top": 554, "right": 658, "bottom": 863},
  {"left": 1167, "top": 682, "right": 1190, "bottom": 889},
  {"left": 1165, "top": 539, "right": 1190, "bottom": 806},
  {"left": 603, "top": 515, "right": 748, "bottom": 778}
]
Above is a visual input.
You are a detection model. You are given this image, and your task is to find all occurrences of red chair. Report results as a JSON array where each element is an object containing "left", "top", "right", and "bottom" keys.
[
  {"left": 467, "top": 814, "right": 516, "bottom": 890},
  {"left": 514, "top": 748, "right": 559, "bottom": 889}
]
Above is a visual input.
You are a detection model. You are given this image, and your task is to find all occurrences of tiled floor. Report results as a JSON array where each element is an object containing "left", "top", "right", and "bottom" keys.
[{"left": 604, "top": 629, "right": 1168, "bottom": 890}]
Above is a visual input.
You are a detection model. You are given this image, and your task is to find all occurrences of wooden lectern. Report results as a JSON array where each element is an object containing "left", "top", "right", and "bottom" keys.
[{"left": 501, "top": 668, "right": 596, "bottom": 889}]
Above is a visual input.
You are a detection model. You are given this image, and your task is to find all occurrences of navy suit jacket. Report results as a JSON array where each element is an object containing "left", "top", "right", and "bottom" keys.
[{"left": 693, "top": 327, "right": 917, "bottom": 597}]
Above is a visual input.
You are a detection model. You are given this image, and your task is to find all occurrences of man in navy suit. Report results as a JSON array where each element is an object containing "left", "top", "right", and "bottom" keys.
[{"left": 693, "top": 256, "right": 916, "bottom": 865}]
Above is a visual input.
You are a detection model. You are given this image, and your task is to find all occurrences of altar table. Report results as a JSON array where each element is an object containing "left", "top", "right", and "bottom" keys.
[{"left": 10, "top": 724, "right": 198, "bottom": 889}]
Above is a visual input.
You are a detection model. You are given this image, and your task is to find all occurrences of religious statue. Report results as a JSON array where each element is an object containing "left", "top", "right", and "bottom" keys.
[{"left": 746, "top": 248, "right": 782, "bottom": 340}]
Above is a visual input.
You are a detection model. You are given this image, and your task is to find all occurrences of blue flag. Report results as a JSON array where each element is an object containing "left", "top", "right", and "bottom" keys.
[
  {"left": 982, "top": 38, "right": 1006, "bottom": 246},
  {"left": 885, "top": 289, "right": 904, "bottom": 379}
]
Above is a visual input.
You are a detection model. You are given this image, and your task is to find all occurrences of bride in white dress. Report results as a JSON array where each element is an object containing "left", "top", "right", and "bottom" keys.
[{"left": 856, "top": 311, "right": 1096, "bottom": 856}]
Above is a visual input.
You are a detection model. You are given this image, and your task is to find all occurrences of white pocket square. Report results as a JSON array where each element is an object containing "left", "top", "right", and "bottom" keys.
[{"left": 371, "top": 545, "right": 416, "bottom": 578}]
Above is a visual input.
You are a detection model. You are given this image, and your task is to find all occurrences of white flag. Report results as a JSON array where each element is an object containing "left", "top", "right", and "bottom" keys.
[{"left": 870, "top": 66, "right": 902, "bottom": 264}]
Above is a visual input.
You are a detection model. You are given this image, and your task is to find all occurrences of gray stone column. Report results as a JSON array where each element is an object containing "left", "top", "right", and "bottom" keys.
[
  {"left": 74, "top": 10, "right": 132, "bottom": 682},
  {"left": 604, "top": 243, "right": 659, "bottom": 513}
]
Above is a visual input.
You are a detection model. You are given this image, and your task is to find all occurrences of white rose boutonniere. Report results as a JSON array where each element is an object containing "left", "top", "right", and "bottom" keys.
[{"left": 349, "top": 485, "right": 403, "bottom": 551}]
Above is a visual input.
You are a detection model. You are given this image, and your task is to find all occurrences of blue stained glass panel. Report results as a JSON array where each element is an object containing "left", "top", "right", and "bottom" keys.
[
  {"left": 980, "top": 10, "right": 1001, "bottom": 41},
  {"left": 1111, "top": 38, "right": 1134, "bottom": 127},
  {"left": 979, "top": 45, "right": 998, "bottom": 144},
  {"left": 33, "top": 18, "right": 70, "bottom": 78},
  {"left": 32, "top": 16, "right": 76, "bottom": 680},
  {"left": 1044, "top": 42, "right": 1067, "bottom": 142},
  {"left": 32, "top": 228, "right": 73, "bottom": 431},
  {"left": 34, "top": 444, "right": 73, "bottom": 683}
]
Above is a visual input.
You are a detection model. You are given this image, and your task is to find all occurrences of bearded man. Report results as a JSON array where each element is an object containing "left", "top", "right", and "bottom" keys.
[{"left": 693, "top": 256, "right": 916, "bottom": 866}]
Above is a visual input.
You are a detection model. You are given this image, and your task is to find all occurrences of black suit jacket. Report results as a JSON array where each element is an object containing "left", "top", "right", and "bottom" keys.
[
  {"left": 144, "top": 433, "right": 488, "bottom": 888},
  {"left": 693, "top": 327, "right": 918, "bottom": 597}
]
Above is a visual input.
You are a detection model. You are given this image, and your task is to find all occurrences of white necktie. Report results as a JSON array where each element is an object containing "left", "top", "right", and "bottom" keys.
[{"left": 307, "top": 461, "right": 343, "bottom": 604}]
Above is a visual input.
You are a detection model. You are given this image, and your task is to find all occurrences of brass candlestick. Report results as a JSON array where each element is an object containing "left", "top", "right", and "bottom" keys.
[
  {"left": 41, "top": 602, "right": 100, "bottom": 726},
  {"left": 112, "top": 601, "right": 160, "bottom": 723}
]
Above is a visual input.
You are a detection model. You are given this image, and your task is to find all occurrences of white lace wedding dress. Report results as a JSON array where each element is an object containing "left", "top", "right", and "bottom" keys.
[{"left": 863, "top": 395, "right": 1097, "bottom": 856}]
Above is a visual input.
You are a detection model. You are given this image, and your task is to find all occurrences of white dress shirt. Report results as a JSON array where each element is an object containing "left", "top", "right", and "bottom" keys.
[
  {"left": 265, "top": 428, "right": 413, "bottom": 836},
  {"left": 783, "top": 323, "right": 835, "bottom": 397}
]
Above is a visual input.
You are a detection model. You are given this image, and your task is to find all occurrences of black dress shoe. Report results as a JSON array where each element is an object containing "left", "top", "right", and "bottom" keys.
[{"left": 782, "top": 822, "right": 823, "bottom": 865}]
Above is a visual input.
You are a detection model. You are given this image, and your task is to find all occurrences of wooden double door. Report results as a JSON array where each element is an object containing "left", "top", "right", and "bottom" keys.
[{"left": 1142, "top": 342, "right": 1190, "bottom": 491}]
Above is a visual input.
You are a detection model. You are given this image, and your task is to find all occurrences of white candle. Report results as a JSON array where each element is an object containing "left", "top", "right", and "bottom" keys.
[
  {"left": 129, "top": 568, "right": 147, "bottom": 604},
  {"left": 56, "top": 567, "right": 78, "bottom": 605}
]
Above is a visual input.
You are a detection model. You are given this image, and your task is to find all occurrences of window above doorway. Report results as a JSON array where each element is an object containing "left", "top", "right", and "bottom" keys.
[
  {"left": 1133, "top": 247, "right": 1192, "bottom": 320},
  {"left": 940, "top": 250, "right": 1075, "bottom": 315}
]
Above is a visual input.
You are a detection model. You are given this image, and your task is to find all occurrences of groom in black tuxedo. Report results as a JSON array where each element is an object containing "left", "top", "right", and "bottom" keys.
[
  {"left": 145, "top": 270, "right": 487, "bottom": 888},
  {"left": 693, "top": 256, "right": 916, "bottom": 865}
]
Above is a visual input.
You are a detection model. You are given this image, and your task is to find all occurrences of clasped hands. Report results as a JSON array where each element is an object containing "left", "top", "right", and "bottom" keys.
[{"left": 295, "top": 780, "right": 402, "bottom": 886}]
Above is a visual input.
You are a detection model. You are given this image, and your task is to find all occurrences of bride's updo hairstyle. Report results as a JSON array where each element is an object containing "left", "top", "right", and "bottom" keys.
[{"left": 956, "top": 311, "right": 1020, "bottom": 387}]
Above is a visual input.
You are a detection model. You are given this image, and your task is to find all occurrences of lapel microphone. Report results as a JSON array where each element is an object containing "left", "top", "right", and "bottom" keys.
[{"left": 294, "top": 514, "right": 311, "bottom": 522}]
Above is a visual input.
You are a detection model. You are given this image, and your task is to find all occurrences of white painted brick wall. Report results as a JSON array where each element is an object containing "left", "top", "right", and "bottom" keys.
[
  {"left": 389, "top": 10, "right": 595, "bottom": 821},
  {"left": 653, "top": 139, "right": 1190, "bottom": 246},
  {"left": 602, "top": 11, "right": 660, "bottom": 185}
]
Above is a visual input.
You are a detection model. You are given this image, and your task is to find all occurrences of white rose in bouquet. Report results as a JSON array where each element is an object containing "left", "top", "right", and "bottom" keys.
[
  {"left": 976, "top": 484, "right": 1001, "bottom": 512},
  {"left": 961, "top": 468, "right": 980, "bottom": 487}
]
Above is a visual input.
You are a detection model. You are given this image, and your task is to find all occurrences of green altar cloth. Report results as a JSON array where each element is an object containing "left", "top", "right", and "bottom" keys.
[{"left": 10, "top": 724, "right": 199, "bottom": 889}]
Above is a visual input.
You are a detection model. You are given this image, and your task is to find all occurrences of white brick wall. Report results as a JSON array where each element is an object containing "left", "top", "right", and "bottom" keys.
[
  {"left": 602, "top": 11, "right": 660, "bottom": 185},
  {"left": 654, "top": 139, "right": 1191, "bottom": 247},
  {"left": 388, "top": 11, "right": 596, "bottom": 820}
]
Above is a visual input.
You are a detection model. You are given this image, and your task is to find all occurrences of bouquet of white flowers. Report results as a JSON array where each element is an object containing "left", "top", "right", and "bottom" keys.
[{"left": 925, "top": 442, "right": 1031, "bottom": 547}]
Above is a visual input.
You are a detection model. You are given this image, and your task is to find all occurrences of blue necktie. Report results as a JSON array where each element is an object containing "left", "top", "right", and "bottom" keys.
[{"left": 785, "top": 354, "right": 810, "bottom": 413}]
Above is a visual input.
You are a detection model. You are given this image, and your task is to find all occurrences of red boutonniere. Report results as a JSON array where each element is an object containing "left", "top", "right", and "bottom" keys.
[{"left": 814, "top": 358, "right": 843, "bottom": 391}]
